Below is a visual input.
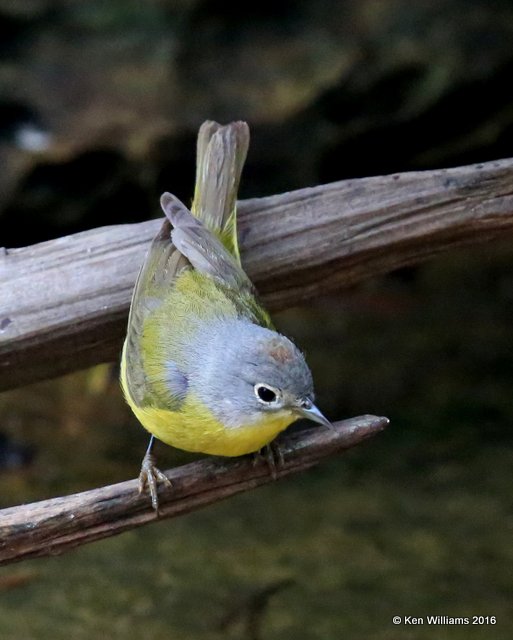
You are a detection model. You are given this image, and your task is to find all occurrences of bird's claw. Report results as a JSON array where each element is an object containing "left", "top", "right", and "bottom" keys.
[
  {"left": 138, "top": 452, "right": 172, "bottom": 513},
  {"left": 253, "top": 442, "right": 285, "bottom": 480}
]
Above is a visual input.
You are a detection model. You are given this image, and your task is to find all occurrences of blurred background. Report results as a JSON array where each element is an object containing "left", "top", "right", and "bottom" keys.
[{"left": 1, "top": 1, "right": 512, "bottom": 638}]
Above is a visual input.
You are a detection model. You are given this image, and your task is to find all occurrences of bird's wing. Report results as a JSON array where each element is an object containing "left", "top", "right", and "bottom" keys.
[
  {"left": 161, "top": 192, "right": 255, "bottom": 296},
  {"left": 162, "top": 192, "right": 273, "bottom": 328},
  {"left": 123, "top": 218, "right": 189, "bottom": 408}
]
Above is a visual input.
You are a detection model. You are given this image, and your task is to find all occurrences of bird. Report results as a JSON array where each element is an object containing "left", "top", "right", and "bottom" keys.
[{"left": 121, "top": 121, "right": 331, "bottom": 511}]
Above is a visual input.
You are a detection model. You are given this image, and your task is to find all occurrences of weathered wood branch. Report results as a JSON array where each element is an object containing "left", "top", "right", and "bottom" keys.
[
  {"left": 0, "top": 415, "right": 387, "bottom": 566},
  {"left": 1, "top": 158, "right": 513, "bottom": 390}
]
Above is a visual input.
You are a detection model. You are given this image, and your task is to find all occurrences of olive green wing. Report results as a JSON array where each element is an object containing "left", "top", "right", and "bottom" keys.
[
  {"left": 123, "top": 219, "right": 188, "bottom": 408},
  {"left": 161, "top": 193, "right": 252, "bottom": 293},
  {"left": 161, "top": 192, "right": 273, "bottom": 328}
]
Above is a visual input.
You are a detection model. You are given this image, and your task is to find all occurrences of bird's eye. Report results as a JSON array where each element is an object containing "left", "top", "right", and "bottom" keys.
[{"left": 254, "top": 383, "right": 279, "bottom": 405}]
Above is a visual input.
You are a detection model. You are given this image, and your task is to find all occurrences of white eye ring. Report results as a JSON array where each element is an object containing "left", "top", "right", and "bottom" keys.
[{"left": 254, "top": 383, "right": 281, "bottom": 405}]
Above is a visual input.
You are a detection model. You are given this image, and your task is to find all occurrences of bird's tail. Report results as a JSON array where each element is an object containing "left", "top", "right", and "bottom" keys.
[{"left": 190, "top": 121, "right": 249, "bottom": 264}]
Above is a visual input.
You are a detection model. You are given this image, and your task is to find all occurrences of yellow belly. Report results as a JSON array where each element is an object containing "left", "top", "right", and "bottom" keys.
[{"left": 130, "top": 401, "right": 295, "bottom": 456}]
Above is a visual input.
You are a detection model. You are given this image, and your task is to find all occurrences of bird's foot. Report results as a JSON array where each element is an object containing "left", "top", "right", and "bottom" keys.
[
  {"left": 138, "top": 451, "right": 172, "bottom": 514},
  {"left": 253, "top": 442, "right": 285, "bottom": 480}
]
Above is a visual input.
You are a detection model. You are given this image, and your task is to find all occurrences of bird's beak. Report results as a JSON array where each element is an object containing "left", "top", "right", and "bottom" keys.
[{"left": 296, "top": 400, "right": 333, "bottom": 429}]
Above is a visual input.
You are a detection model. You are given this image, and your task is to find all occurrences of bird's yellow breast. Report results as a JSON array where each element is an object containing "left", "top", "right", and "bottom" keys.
[{"left": 125, "top": 387, "right": 295, "bottom": 457}]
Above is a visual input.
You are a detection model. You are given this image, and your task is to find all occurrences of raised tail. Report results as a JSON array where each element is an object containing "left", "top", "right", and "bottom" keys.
[{"left": 190, "top": 120, "right": 249, "bottom": 264}]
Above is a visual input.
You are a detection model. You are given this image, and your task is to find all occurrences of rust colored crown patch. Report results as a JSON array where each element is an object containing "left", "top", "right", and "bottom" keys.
[{"left": 268, "top": 342, "right": 294, "bottom": 364}]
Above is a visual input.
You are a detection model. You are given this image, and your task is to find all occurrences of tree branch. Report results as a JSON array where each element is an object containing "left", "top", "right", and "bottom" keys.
[
  {"left": 1, "top": 159, "right": 513, "bottom": 390},
  {"left": 0, "top": 415, "right": 387, "bottom": 566}
]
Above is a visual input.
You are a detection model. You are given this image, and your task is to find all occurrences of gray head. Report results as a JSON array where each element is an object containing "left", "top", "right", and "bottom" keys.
[{"left": 188, "top": 318, "right": 330, "bottom": 429}]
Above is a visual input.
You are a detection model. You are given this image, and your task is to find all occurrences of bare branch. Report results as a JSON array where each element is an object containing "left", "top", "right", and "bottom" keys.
[
  {"left": 0, "top": 415, "right": 388, "bottom": 566},
  {"left": 1, "top": 158, "right": 513, "bottom": 390}
]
